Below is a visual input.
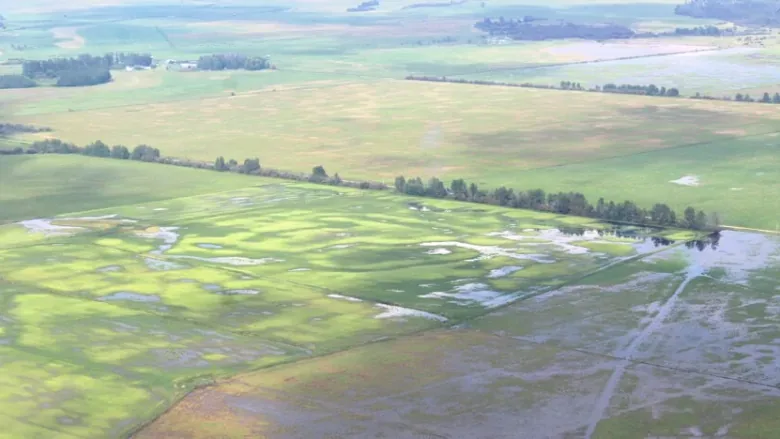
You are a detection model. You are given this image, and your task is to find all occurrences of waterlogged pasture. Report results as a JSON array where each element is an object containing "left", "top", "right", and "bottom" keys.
[
  {"left": 0, "top": 179, "right": 687, "bottom": 436},
  {"left": 142, "top": 231, "right": 780, "bottom": 439}
]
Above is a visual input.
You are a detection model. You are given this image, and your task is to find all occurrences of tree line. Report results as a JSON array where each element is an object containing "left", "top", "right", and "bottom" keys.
[
  {"left": 475, "top": 17, "right": 635, "bottom": 41},
  {"left": 0, "top": 138, "right": 717, "bottom": 232},
  {"left": 406, "top": 76, "right": 681, "bottom": 98},
  {"left": 692, "top": 91, "right": 780, "bottom": 104},
  {"left": 0, "top": 75, "right": 36, "bottom": 89},
  {"left": 22, "top": 52, "right": 152, "bottom": 78},
  {"left": 601, "top": 83, "right": 680, "bottom": 97},
  {"left": 394, "top": 175, "right": 717, "bottom": 231},
  {"left": 196, "top": 54, "right": 274, "bottom": 71},
  {"left": 672, "top": 25, "right": 724, "bottom": 36},
  {"left": 0, "top": 123, "right": 51, "bottom": 136}
]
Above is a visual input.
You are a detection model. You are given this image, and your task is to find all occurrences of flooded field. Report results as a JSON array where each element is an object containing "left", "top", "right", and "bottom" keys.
[
  {"left": 141, "top": 230, "right": 780, "bottom": 439},
  {"left": 462, "top": 48, "right": 780, "bottom": 93},
  {"left": 1, "top": 179, "right": 772, "bottom": 437}
]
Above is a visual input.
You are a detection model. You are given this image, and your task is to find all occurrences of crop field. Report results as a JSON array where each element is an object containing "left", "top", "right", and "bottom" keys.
[
  {"left": 140, "top": 230, "right": 780, "bottom": 439},
  {"left": 460, "top": 46, "right": 780, "bottom": 94},
  {"left": 0, "top": 155, "right": 255, "bottom": 222},
  {"left": 2, "top": 0, "right": 780, "bottom": 436},
  {"left": 10, "top": 80, "right": 780, "bottom": 230},
  {"left": 0, "top": 156, "right": 701, "bottom": 437}
]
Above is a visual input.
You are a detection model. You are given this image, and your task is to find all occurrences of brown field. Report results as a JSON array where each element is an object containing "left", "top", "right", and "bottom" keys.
[
  {"left": 12, "top": 79, "right": 780, "bottom": 186},
  {"left": 51, "top": 27, "right": 86, "bottom": 50}
]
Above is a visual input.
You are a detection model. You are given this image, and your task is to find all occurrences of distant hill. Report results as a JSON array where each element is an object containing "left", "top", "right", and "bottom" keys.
[{"left": 675, "top": 0, "right": 780, "bottom": 25}]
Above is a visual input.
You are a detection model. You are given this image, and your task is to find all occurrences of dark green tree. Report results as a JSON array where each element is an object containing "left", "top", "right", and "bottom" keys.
[
  {"left": 695, "top": 210, "right": 708, "bottom": 230},
  {"left": 468, "top": 182, "right": 479, "bottom": 201},
  {"left": 82, "top": 140, "right": 110, "bottom": 157},
  {"left": 242, "top": 158, "right": 261, "bottom": 174},
  {"left": 394, "top": 176, "right": 406, "bottom": 192},
  {"left": 684, "top": 206, "right": 696, "bottom": 228},
  {"left": 131, "top": 144, "right": 160, "bottom": 162},
  {"left": 110, "top": 145, "right": 130, "bottom": 159},
  {"left": 215, "top": 156, "right": 227, "bottom": 171},
  {"left": 450, "top": 179, "right": 468, "bottom": 200},
  {"left": 426, "top": 177, "right": 447, "bottom": 198},
  {"left": 311, "top": 165, "right": 328, "bottom": 180}
]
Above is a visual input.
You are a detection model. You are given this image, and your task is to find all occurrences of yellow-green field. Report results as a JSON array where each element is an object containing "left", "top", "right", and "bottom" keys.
[
  {"left": 9, "top": 80, "right": 780, "bottom": 229},
  {"left": 141, "top": 230, "right": 780, "bottom": 439},
  {"left": 3, "top": 0, "right": 780, "bottom": 437},
  {"left": 0, "top": 155, "right": 703, "bottom": 437}
]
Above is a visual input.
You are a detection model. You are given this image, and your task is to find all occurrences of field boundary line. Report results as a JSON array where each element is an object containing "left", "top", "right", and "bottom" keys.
[
  {"left": 722, "top": 224, "right": 780, "bottom": 234},
  {"left": 442, "top": 46, "right": 729, "bottom": 78},
  {"left": 10, "top": 79, "right": 360, "bottom": 117}
]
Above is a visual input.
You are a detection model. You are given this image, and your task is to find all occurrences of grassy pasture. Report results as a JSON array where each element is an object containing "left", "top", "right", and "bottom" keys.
[
  {"left": 10, "top": 80, "right": 780, "bottom": 229},
  {"left": 140, "top": 231, "right": 780, "bottom": 439},
  {"left": 0, "top": 155, "right": 253, "bottom": 222}
]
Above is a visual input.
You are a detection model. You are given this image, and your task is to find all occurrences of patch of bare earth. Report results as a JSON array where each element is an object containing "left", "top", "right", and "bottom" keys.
[{"left": 51, "top": 27, "right": 85, "bottom": 50}]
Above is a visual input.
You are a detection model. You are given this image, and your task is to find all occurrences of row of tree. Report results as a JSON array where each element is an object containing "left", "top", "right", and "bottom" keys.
[
  {"left": 11, "top": 138, "right": 162, "bottom": 161},
  {"left": 0, "top": 75, "right": 36, "bottom": 89},
  {"left": 0, "top": 123, "right": 51, "bottom": 136},
  {"left": 56, "top": 69, "right": 112, "bottom": 87},
  {"left": 406, "top": 76, "right": 681, "bottom": 99},
  {"left": 602, "top": 83, "right": 681, "bottom": 97},
  {"left": 672, "top": 25, "right": 723, "bottom": 36},
  {"left": 394, "top": 176, "right": 717, "bottom": 231},
  {"left": 196, "top": 54, "right": 273, "bottom": 71},
  {"left": 692, "top": 91, "right": 780, "bottom": 104},
  {"left": 1, "top": 138, "right": 716, "bottom": 232},
  {"left": 475, "top": 18, "right": 636, "bottom": 41},
  {"left": 22, "top": 52, "right": 152, "bottom": 78}
]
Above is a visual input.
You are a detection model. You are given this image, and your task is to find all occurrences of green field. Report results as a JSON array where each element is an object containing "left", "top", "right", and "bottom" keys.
[
  {"left": 0, "top": 155, "right": 254, "bottom": 222},
  {"left": 0, "top": 155, "right": 701, "bottom": 437},
  {"left": 2, "top": 0, "right": 780, "bottom": 437},
  {"left": 9, "top": 80, "right": 780, "bottom": 229},
  {"left": 141, "top": 229, "right": 780, "bottom": 439}
]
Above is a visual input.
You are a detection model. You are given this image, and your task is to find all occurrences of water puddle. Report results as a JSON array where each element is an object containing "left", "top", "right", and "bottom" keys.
[
  {"left": 99, "top": 292, "right": 161, "bottom": 303},
  {"left": 288, "top": 268, "right": 311, "bottom": 272},
  {"left": 144, "top": 257, "right": 186, "bottom": 271},
  {"left": 487, "top": 266, "right": 523, "bottom": 278},
  {"left": 374, "top": 304, "right": 447, "bottom": 321},
  {"left": 420, "top": 242, "right": 555, "bottom": 263},
  {"left": 670, "top": 175, "right": 700, "bottom": 186},
  {"left": 202, "top": 284, "right": 222, "bottom": 292},
  {"left": 427, "top": 248, "right": 452, "bottom": 255},
  {"left": 421, "top": 283, "right": 520, "bottom": 308},
  {"left": 328, "top": 244, "right": 355, "bottom": 250},
  {"left": 196, "top": 243, "right": 223, "bottom": 249},
  {"left": 218, "top": 289, "right": 260, "bottom": 295},
  {"left": 18, "top": 219, "right": 84, "bottom": 236},
  {"left": 96, "top": 265, "right": 123, "bottom": 273},
  {"left": 136, "top": 227, "right": 180, "bottom": 255},
  {"left": 327, "top": 294, "right": 363, "bottom": 302},
  {"left": 170, "top": 256, "right": 284, "bottom": 266}
]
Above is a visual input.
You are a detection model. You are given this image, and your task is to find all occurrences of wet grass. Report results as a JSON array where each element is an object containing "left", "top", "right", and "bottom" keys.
[
  {"left": 0, "top": 155, "right": 253, "bottom": 222},
  {"left": 0, "top": 167, "right": 680, "bottom": 437},
  {"left": 140, "top": 229, "right": 780, "bottom": 438}
]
